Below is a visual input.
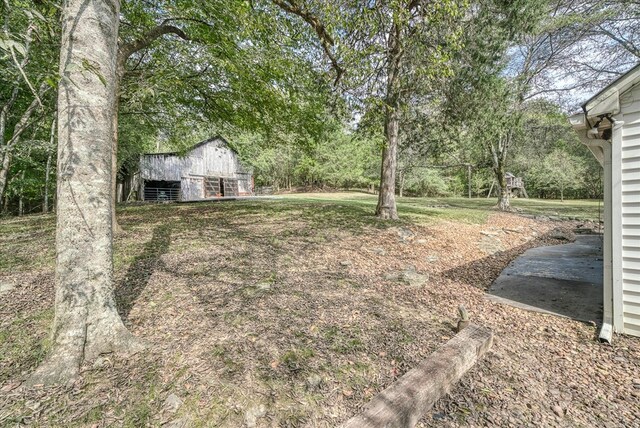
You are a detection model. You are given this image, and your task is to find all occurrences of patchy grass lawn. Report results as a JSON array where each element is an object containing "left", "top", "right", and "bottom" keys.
[
  {"left": 1, "top": 193, "right": 637, "bottom": 427},
  {"left": 281, "top": 192, "right": 602, "bottom": 223}
]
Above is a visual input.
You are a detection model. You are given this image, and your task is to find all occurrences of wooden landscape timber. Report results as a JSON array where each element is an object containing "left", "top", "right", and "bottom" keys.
[{"left": 342, "top": 324, "right": 494, "bottom": 428}]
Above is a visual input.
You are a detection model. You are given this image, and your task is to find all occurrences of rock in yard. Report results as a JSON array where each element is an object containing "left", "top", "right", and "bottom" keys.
[
  {"left": 92, "top": 356, "right": 112, "bottom": 370},
  {"left": 503, "top": 227, "right": 523, "bottom": 234},
  {"left": 243, "top": 283, "right": 271, "bottom": 297},
  {"left": 306, "top": 374, "right": 323, "bottom": 390},
  {"left": 551, "top": 405, "right": 564, "bottom": 417},
  {"left": 479, "top": 236, "right": 505, "bottom": 255},
  {"left": 0, "top": 280, "right": 15, "bottom": 296},
  {"left": 394, "top": 227, "right": 415, "bottom": 242},
  {"left": 163, "top": 393, "right": 183, "bottom": 414},
  {"left": 245, "top": 404, "right": 267, "bottom": 428},
  {"left": 255, "top": 282, "right": 271, "bottom": 291},
  {"left": 397, "top": 265, "right": 428, "bottom": 287},
  {"left": 340, "top": 260, "right": 352, "bottom": 267},
  {"left": 549, "top": 228, "right": 572, "bottom": 241},
  {"left": 385, "top": 266, "right": 428, "bottom": 286}
]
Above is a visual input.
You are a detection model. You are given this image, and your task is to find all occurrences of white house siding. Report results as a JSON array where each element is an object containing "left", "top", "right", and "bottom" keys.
[{"left": 618, "top": 84, "right": 640, "bottom": 336}]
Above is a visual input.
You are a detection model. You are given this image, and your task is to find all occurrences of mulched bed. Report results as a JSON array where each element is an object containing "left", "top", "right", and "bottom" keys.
[{"left": 0, "top": 201, "right": 638, "bottom": 427}]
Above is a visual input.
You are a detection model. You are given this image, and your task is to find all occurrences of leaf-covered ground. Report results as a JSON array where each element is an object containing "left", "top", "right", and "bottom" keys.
[{"left": 0, "top": 194, "right": 637, "bottom": 427}]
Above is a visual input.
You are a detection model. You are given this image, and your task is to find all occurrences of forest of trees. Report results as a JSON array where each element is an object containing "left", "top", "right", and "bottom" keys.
[
  {"left": 231, "top": 99, "right": 602, "bottom": 201},
  {"left": 0, "top": 0, "right": 638, "bottom": 383},
  {"left": 2, "top": 0, "right": 638, "bottom": 218}
]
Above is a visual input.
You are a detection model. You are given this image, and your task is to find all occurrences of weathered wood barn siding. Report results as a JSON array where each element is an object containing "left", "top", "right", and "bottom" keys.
[{"left": 139, "top": 137, "right": 253, "bottom": 201}]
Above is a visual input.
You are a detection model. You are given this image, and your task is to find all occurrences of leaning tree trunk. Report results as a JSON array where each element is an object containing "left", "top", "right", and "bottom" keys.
[
  {"left": 0, "top": 86, "right": 49, "bottom": 202},
  {"left": 490, "top": 135, "right": 510, "bottom": 211},
  {"left": 28, "top": 0, "right": 142, "bottom": 386},
  {"left": 0, "top": 151, "right": 12, "bottom": 201},
  {"left": 375, "top": 22, "right": 402, "bottom": 220}
]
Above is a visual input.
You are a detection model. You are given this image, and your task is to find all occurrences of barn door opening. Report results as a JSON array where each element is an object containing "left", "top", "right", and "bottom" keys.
[
  {"left": 203, "top": 176, "right": 239, "bottom": 198},
  {"left": 204, "top": 176, "right": 222, "bottom": 198},
  {"left": 223, "top": 178, "right": 239, "bottom": 196},
  {"left": 143, "top": 180, "right": 180, "bottom": 201}
]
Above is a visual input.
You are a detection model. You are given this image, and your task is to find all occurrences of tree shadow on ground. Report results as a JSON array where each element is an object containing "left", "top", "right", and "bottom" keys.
[{"left": 116, "top": 223, "right": 173, "bottom": 319}]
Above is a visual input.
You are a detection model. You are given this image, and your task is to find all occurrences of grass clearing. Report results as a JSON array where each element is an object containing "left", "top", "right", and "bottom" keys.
[
  {"left": 1, "top": 193, "right": 633, "bottom": 427},
  {"left": 280, "top": 192, "right": 601, "bottom": 223}
]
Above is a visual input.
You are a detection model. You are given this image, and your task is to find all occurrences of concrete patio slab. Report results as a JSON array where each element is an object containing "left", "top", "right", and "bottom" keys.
[{"left": 487, "top": 235, "right": 603, "bottom": 323}]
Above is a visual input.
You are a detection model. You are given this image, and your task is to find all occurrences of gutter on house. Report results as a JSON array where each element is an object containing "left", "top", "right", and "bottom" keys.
[{"left": 569, "top": 112, "right": 613, "bottom": 344}]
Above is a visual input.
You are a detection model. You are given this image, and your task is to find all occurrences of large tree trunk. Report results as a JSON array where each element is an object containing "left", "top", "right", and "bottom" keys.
[
  {"left": 495, "top": 166, "right": 510, "bottom": 211},
  {"left": 28, "top": 0, "right": 142, "bottom": 386},
  {"left": 376, "top": 22, "right": 402, "bottom": 220},
  {"left": 376, "top": 105, "right": 400, "bottom": 219}
]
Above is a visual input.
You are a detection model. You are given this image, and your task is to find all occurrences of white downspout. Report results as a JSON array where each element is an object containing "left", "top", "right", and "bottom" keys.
[
  {"left": 611, "top": 118, "right": 625, "bottom": 333},
  {"left": 580, "top": 134, "right": 613, "bottom": 343}
]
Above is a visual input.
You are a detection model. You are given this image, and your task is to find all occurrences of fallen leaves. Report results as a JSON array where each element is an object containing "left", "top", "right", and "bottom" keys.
[{"left": 0, "top": 201, "right": 636, "bottom": 427}]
